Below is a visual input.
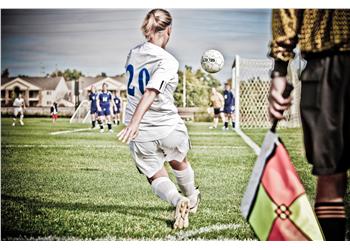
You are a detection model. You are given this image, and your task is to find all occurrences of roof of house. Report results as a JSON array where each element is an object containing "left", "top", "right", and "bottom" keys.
[
  {"left": 79, "top": 76, "right": 126, "bottom": 89},
  {"left": 21, "top": 77, "right": 63, "bottom": 90},
  {"left": 1, "top": 77, "right": 64, "bottom": 90},
  {"left": 1, "top": 77, "right": 14, "bottom": 85}
]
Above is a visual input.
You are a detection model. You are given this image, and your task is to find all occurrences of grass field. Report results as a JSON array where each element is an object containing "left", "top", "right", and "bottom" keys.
[{"left": 1, "top": 118, "right": 349, "bottom": 240}]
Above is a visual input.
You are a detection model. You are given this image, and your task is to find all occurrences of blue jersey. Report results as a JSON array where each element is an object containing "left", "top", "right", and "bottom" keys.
[
  {"left": 113, "top": 96, "right": 121, "bottom": 110},
  {"left": 89, "top": 92, "right": 98, "bottom": 110},
  {"left": 98, "top": 91, "right": 112, "bottom": 109},
  {"left": 224, "top": 90, "right": 235, "bottom": 107}
]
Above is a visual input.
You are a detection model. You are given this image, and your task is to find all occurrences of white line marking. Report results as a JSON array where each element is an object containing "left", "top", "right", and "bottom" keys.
[
  {"left": 189, "top": 132, "right": 237, "bottom": 136},
  {"left": 165, "top": 223, "right": 242, "bottom": 240},
  {"left": 1, "top": 144, "right": 247, "bottom": 149},
  {"left": 50, "top": 128, "right": 92, "bottom": 135},
  {"left": 234, "top": 128, "right": 261, "bottom": 155}
]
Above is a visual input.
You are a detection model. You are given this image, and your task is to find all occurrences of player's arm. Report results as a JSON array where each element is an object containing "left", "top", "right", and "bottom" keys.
[
  {"left": 96, "top": 94, "right": 102, "bottom": 111},
  {"left": 112, "top": 97, "right": 117, "bottom": 110},
  {"left": 219, "top": 93, "right": 224, "bottom": 107},
  {"left": 268, "top": 9, "right": 300, "bottom": 120},
  {"left": 117, "top": 89, "right": 158, "bottom": 143}
]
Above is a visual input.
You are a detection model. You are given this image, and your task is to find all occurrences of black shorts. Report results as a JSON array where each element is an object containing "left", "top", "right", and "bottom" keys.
[
  {"left": 214, "top": 108, "right": 221, "bottom": 115},
  {"left": 300, "top": 52, "right": 350, "bottom": 176}
]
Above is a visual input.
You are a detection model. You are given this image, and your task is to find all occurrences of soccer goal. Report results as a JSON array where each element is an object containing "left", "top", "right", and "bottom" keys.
[
  {"left": 69, "top": 100, "right": 127, "bottom": 124},
  {"left": 70, "top": 100, "right": 91, "bottom": 124},
  {"left": 232, "top": 55, "right": 302, "bottom": 130}
]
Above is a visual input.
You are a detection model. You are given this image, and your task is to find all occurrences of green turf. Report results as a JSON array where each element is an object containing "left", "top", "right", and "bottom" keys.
[{"left": 1, "top": 118, "right": 348, "bottom": 240}]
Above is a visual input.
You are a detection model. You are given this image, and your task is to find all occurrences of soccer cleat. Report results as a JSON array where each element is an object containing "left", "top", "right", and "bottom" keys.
[
  {"left": 209, "top": 126, "right": 217, "bottom": 129},
  {"left": 173, "top": 197, "right": 190, "bottom": 229},
  {"left": 100, "top": 129, "right": 104, "bottom": 133},
  {"left": 12, "top": 122, "right": 15, "bottom": 127},
  {"left": 20, "top": 121, "right": 24, "bottom": 126},
  {"left": 109, "top": 129, "right": 113, "bottom": 133},
  {"left": 222, "top": 126, "right": 228, "bottom": 131},
  {"left": 189, "top": 188, "right": 201, "bottom": 214}
]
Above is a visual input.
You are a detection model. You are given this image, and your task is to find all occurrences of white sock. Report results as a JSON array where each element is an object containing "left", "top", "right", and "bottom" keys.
[
  {"left": 151, "top": 177, "right": 182, "bottom": 207},
  {"left": 173, "top": 164, "right": 196, "bottom": 200}
]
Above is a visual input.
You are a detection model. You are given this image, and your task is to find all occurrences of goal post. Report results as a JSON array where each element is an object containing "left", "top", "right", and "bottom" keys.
[
  {"left": 70, "top": 99, "right": 127, "bottom": 124},
  {"left": 232, "top": 55, "right": 301, "bottom": 129},
  {"left": 70, "top": 100, "right": 90, "bottom": 123}
]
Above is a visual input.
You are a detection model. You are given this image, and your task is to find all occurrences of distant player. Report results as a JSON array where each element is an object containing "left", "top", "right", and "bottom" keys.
[
  {"left": 89, "top": 85, "right": 98, "bottom": 129},
  {"left": 50, "top": 102, "right": 58, "bottom": 124},
  {"left": 118, "top": 9, "right": 200, "bottom": 230},
  {"left": 209, "top": 87, "right": 225, "bottom": 129},
  {"left": 97, "top": 83, "right": 113, "bottom": 133},
  {"left": 223, "top": 82, "right": 235, "bottom": 130},
  {"left": 12, "top": 93, "right": 25, "bottom": 126},
  {"left": 112, "top": 91, "right": 122, "bottom": 125}
]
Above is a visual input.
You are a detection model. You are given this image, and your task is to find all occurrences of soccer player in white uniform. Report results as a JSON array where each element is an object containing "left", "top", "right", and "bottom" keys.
[
  {"left": 12, "top": 93, "right": 25, "bottom": 126},
  {"left": 118, "top": 9, "right": 200, "bottom": 230}
]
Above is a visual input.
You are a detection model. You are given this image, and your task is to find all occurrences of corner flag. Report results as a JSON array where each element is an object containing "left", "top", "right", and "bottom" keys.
[{"left": 240, "top": 84, "right": 324, "bottom": 240}]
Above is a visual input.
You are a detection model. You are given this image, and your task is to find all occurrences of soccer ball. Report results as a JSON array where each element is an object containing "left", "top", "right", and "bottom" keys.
[{"left": 201, "top": 49, "right": 224, "bottom": 73}]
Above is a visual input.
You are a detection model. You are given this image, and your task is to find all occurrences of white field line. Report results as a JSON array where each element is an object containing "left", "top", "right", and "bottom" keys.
[
  {"left": 189, "top": 132, "right": 238, "bottom": 136},
  {"left": 234, "top": 128, "right": 261, "bottom": 156},
  {"left": 165, "top": 223, "right": 242, "bottom": 240},
  {"left": 1, "top": 144, "right": 246, "bottom": 149},
  {"left": 1, "top": 223, "right": 248, "bottom": 241},
  {"left": 50, "top": 128, "right": 91, "bottom": 135},
  {"left": 49, "top": 128, "right": 238, "bottom": 137}
]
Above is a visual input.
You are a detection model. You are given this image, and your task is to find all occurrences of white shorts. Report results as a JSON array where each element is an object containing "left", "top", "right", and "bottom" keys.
[
  {"left": 129, "top": 122, "right": 191, "bottom": 178},
  {"left": 14, "top": 107, "right": 23, "bottom": 117}
]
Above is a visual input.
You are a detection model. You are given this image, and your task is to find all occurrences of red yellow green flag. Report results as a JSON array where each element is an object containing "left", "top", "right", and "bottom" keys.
[{"left": 241, "top": 131, "right": 324, "bottom": 241}]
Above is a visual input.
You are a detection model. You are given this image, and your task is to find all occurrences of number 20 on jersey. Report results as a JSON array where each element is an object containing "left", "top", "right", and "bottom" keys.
[{"left": 126, "top": 64, "right": 150, "bottom": 96}]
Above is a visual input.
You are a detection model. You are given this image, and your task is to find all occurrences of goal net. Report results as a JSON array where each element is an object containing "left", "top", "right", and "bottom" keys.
[
  {"left": 69, "top": 100, "right": 127, "bottom": 124},
  {"left": 232, "top": 55, "right": 302, "bottom": 129},
  {"left": 70, "top": 100, "right": 91, "bottom": 123}
]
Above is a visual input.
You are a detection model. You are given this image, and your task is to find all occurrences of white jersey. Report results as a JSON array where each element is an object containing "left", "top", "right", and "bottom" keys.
[
  {"left": 13, "top": 98, "right": 24, "bottom": 107},
  {"left": 125, "top": 42, "right": 183, "bottom": 142}
]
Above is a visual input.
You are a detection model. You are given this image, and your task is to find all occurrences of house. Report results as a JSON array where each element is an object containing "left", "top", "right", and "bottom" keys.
[
  {"left": 78, "top": 76, "right": 126, "bottom": 101},
  {"left": 1, "top": 76, "right": 73, "bottom": 107}
]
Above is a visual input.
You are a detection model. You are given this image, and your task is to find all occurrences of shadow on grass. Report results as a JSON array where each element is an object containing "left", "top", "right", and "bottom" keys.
[{"left": 1, "top": 194, "right": 174, "bottom": 239}]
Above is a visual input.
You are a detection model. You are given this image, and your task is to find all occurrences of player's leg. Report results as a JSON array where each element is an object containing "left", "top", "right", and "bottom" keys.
[
  {"left": 12, "top": 109, "right": 17, "bottom": 126},
  {"left": 210, "top": 109, "right": 219, "bottom": 129},
  {"left": 116, "top": 112, "right": 121, "bottom": 125},
  {"left": 223, "top": 113, "right": 229, "bottom": 130},
  {"left": 19, "top": 109, "right": 24, "bottom": 126},
  {"left": 112, "top": 107, "right": 116, "bottom": 124},
  {"left": 106, "top": 109, "right": 113, "bottom": 132},
  {"left": 314, "top": 173, "right": 347, "bottom": 241},
  {"left": 231, "top": 111, "right": 235, "bottom": 128},
  {"left": 148, "top": 168, "right": 190, "bottom": 229},
  {"left": 219, "top": 109, "right": 226, "bottom": 127},
  {"left": 300, "top": 54, "right": 349, "bottom": 240},
  {"left": 161, "top": 123, "right": 200, "bottom": 213},
  {"left": 169, "top": 158, "right": 200, "bottom": 213},
  {"left": 129, "top": 140, "right": 189, "bottom": 229},
  {"left": 91, "top": 112, "right": 96, "bottom": 129},
  {"left": 98, "top": 112, "right": 105, "bottom": 132}
]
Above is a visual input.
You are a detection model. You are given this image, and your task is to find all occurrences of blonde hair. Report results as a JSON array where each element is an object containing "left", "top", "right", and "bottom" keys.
[{"left": 141, "top": 9, "right": 172, "bottom": 40}]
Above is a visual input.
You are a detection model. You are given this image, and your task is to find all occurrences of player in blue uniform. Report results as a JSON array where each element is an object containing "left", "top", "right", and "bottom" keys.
[
  {"left": 89, "top": 85, "right": 98, "bottom": 129},
  {"left": 112, "top": 91, "right": 122, "bottom": 126},
  {"left": 223, "top": 82, "right": 235, "bottom": 130},
  {"left": 97, "top": 83, "right": 114, "bottom": 133}
]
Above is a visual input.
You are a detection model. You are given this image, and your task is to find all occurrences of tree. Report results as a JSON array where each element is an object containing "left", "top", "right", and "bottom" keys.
[
  {"left": 174, "top": 66, "right": 223, "bottom": 107},
  {"left": 1, "top": 68, "right": 10, "bottom": 78},
  {"left": 49, "top": 69, "right": 84, "bottom": 81}
]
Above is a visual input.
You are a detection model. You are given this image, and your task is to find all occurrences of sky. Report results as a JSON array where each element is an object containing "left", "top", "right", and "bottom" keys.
[{"left": 1, "top": 9, "right": 272, "bottom": 82}]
